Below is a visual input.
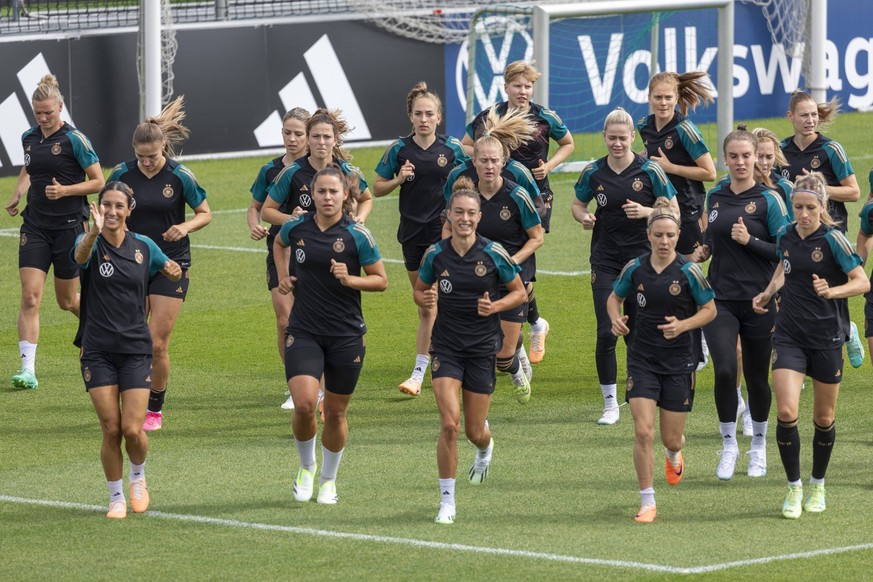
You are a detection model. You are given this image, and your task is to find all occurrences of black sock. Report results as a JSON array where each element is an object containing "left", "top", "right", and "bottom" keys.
[
  {"left": 148, "top": 388, "right": 166, "bottom": 413},
  {"left": 811, "top": 420, "right": 835, "bottom": 480},
  {"left": 526, "top": 286, "right": 539, "bottom": 325},
  {"left": 496, "top": 355, "right": 520, "bottom": 374},
  {"left": 776, "top": 417, "right": 801, "bottom": 482}
]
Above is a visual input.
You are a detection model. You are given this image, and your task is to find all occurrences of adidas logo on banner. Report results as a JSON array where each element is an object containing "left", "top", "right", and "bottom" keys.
[
  {"left": 0, "top": 53, "right": 76, "bottom": 168},
  {"left": 253, "top": 35, "right": 371, "bottom": 147}
]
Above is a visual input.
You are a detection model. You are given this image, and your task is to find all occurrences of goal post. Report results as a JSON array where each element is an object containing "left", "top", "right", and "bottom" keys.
[{"left": 531, "top": 0, "right": 734, "bottom": 168}]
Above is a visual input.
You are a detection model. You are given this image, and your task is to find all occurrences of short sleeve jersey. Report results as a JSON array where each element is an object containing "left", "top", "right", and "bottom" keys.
[
  {"left": 250, "top": 155, "right": 288, "bottom": 244},
  {"left": 703, "top": 181, "right": 790, "bottom": 299},
  {"left": 637, "top": 112, "right": 710, "bottom": 219},
  {"left": 443, "top": 159, "right": 540, "bottom": 203},
  {"left": 108, "top": 159, "right": 207, "bottom": 268},
  {"left": 268, "top": 156, "right": 368, "bottom": 214},
  {"left": 278, "top": 213, "right": 381, "bottom": 337},
  {"left": 775, "top": 223, "right": 861, "bottom": 349},
  {"left": 375, "top": 134, "right": 468, "bottom": 246},
  {"left": 716, "top": 170, "right": 794, "bottom": 220},
  {"left": 466, "top": 101, "right": 569, "bottom": 194},
  {"left": 613, "top": 253, "right": 715, "bottom": 374},
  {"left": 21, "top": 122, "right": 99, "bottom": 230},
  {"left": 73, "top": 232, "right": 169, "bottom": 354},
  {"left": 780, "top": 133, "right": 854, "bottom": 231},
  {"left": 574, "top": 154, "right": 676, "bottom": 273},
  {"left": 859, "top": 199, "right": 873, "bottom": 237},
  {"left": 419, "top": 236, "right": 520, "bottom": 356}
]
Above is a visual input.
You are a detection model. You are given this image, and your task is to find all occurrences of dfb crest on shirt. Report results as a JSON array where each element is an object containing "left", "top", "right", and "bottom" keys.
[
  {"left": 669, "top": 281, "right": 681, "bottom": 296},
  {"left": 51, "top": 143, "right": 62, "bottom": 155},
  {"left": 499, "top": 207, "right": 511, "bottom": 220},
  {"left": 333, "top": 239, "right": 345, "bottom": 253},
  {"left": 810, "top": 156, "right": 821, "bottom": 169},
  {"left": 632, "top": 178, "right": 643, "bottom": 192},
  {"left": 99, "top": 262, "right": 114, "bottom": 277},
  {"left": 782, "top": 259, "right": 792, "bottom": 274},
  {"left": 295, "top": 248, "right": 306, "bottom": 263},
  {"left": 135, "top": 249, "right": 143, "bottom": 264},
  {"left": 300, "top": 193, "right": 312, "bottom": 207},
  {"left": 475, "top": 262, "right": 487, "bottom": 277},
  {"left": 596, "top": 193, "right": 607, "bottom": 207},
  {"left": 636, "top": 292, "right": 646, "bottom": 308},
  {"left": 163, "top": 185, "right": 174, "bottom": 198},
  {"left": 439, "top": 279, "right": 453, "bottom": 294},
  {"left": 437, "top": 154, "right": 448, "bottom": 167},
  {"left": 811, "top": 248, "right": 824, "bottom": 262},
  {"left": 745, "top": 201, "right": 757, "bottom": 214},
  {"left": 664, "top": 136, "right": 674, "bottom": 149}
]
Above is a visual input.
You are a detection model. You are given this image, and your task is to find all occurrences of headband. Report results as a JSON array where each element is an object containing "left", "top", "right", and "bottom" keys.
[
  {"left": 648, "top": 211, "right": 681, "bottom": 227},
  {"left": 793, "top": 188, "right": 826, "bottom": 203}
]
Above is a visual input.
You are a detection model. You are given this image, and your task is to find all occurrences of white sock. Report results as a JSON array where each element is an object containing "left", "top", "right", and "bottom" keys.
[
  {"left": 411, "top": 354, "right": 429, "bottom": 381},
  {"left": 810, "top": 476, "right": 824, "bottom": 485},
  {"left": 530, "top": 318, "right": 546, "bottom": 333},
  {"left": 129, "top": 462, "right": 145, "bottom": 482},
  {"left": 510, "top": 369, "right": 525, "bottom": 383},
  {"left": 751, "top": 421, "right": 768, "bottom": 449},
  {"left": 719, "top": 422, "right": 738, "bottom": 450},
  {"left": 788, "top": 479, "right": 802, "bottom": 486},
  {"left": 736, "top": 385, "right": 744, "bottom": 403},
  {"left": 600, "top": 384, "right": 618, "bottom": 409},
  {"left": 320, "top": 446, "right": 344, "bottom": 483},
  {"left": 665, "top": 448, "right": 681, "bottom": 468},
  {"left": 107, "top": 479, "right": 124, "bottom": 503},
  {"left": 439, "top": 478, "right": 455, "bottom": 507},
  {"left": 640, "top": 487, "right": 655, "bottom": 507},
  {"left": 295, "top": 436, "right": 317, "bottom": 471},
  {"left": 19, "top": 341, "right": 36, "bottom": 373}
]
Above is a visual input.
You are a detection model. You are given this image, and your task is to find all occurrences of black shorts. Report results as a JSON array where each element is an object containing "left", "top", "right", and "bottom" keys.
[
  {"left": 19, "top": 221, "right": 85, "bottom": 279},
  {"left": 772, "top": 339, "right": 844, "bottom": 384},
  {"left": 496, "top": 281, "right": 529, "bottom": 323},
  {"left": 625, "top": 361, "right": 694, "bottom": 412},
  {"left": 705, "top": 298, "right": 776, "bottom": 342},
  {"left": 540, "top": 190, "right": 553, "bottom": 233},
  {"left": 81, "top": 349, "right": 152, "bottom": 391},
  {"left": 284, "top": 331, "right": 365, "bottom": 395},
  {"left": 676, "top": 218, "right": 704, "bottom": 256},
  {"left": 864, "top": 293, "right": 873, "bottom": 338},
  {"left": 402, "top": 243, "right": 431, "bottom": 272},
  {"left": 148, "top": 268, "right": 189, "bottom": 300},
  {"left": 430, "top": 350, "right": 496, "bottom": 395},
  {"left": 266, "top": 231, "right": 280, "bottom": 291}
]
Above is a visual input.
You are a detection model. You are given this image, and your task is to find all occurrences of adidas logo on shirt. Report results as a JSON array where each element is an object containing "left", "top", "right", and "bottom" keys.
[
  {"left": 297, "top": 240, "right": 305, "bottom": 246},
  {"left": 440, "top": 270, "right": 449, "bottom": 277}
]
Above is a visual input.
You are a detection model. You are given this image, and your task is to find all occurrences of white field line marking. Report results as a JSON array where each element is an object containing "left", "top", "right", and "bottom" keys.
[{"left": 1, "top": 495, "right": 871, "bottom": 574}]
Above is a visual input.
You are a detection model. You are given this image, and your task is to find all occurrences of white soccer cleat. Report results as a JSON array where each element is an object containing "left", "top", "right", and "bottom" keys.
[
  {"left": 434, "top": 502, "right": 455, "bottom": 525},
  {"left": 469, "top": 438, "right": 494, "bottom": 485},
  {"left": 747, "top": 448, "right": 767, "bottom": 477},
  {"left": 293, "top": 465, "right": 317, "bottom": 502},
  {"left": 517, "top": 345, "right": 532, "bottom": 382},
  {"left": 716, "top": 448, "right": 739, "bottom": 480},
  {"left": 280, "top": 394, "right": 295, "bottom": 410},
  {"left": 597, "top": 406, "right": 620, "bottom": 426},
  {"left": 317, "top": 480, "right": 338, "bottom": 505}
]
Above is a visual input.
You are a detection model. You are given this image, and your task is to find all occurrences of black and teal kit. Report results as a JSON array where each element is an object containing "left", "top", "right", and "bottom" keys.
[
  {"left": 780, "top": 133, "right": 854, "bottom": 231},
  {"left": 375, "top": 134, "right": 467, "bottom": 269},
  {"left": 443, "top": 158, "right": 540, "bottom": 203},
  {"left": 108, "top": 159, "right": 207, "bottom": 270},
  {"left": 717, "top": 170, "right": 794, "bottom": 220},
  {"left": 251, "top": 155, "right": 289, "bottom": 289},
  {"left": 859, "top": 200, "right": 873, "bottom": 338},
  {"left": 613, "top": 253, "right": 714, "bottom": 410},
  {"left": 268, "top": 156, "right": 367, "bottom": 215}
]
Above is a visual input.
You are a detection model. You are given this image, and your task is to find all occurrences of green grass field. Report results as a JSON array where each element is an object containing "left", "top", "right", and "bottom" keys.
[{"left": 2, "top": 113, "right": 873, "bottom": 580}]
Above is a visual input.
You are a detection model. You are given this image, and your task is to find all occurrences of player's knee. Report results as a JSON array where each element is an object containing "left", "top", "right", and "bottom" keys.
[
  {"left": 813, "top": 414, "right": 835, "bottom": 429},
  {"left": 20, "top": 291, "right": 41, "bottom": 312},
  {"left": 101, "top": 422, "right": 122, "bottom": 444},
  {"left": 440, "top": 418, "right": 460, "bottom": 441},
  {"left": 56, "top": 294, "right": 79, "bottom": 313},
  {"left": 121, "top": 420, "right": 144, "bottom": 442},
  {"left": 633, "top": 424, "right": 654, "bottom": 447}
]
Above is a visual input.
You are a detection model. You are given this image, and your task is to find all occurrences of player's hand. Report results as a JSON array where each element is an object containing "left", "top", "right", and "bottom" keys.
[
  {"left": 581, "top": 212, "right": 596, "bottom": 230},
  {"left": 812, "top": 274, "right": 832, "bottom": 299},
  {"left": 622, "top": 199, "right": 647, "bottom": 220},
  {"left": 89, "top": 201, "right": 104, "bottom": 232},
  {"left": 532, "top": 159, "right": 549, "bottom": 181},
  {"left": 657, "top": 315, "right": 685, "bottom": 339},
  {"left": 330, "top": 258, "right": 350, "bottom": 285},
  {"left": 477, "top": 291, "right": 494, "bottom": 317},
  {"left": 163, "top": 260, "right": 183, "bottom": 281},
  {"left": 422, "top": 286, "right": 437, "bottom": 308},
  {"left": 649, "top": 148, "right": 674, "bottom": 172},
  {"left": 250, "top": 224, "right": 269, "bottom": 241},
  {"left": 278, "top": 275, "right": 297, "bottom": 295},
  {"left": 398, "top": 160, "right": 415, "bottom": 182},
  {"left": 752, "top": 291, "right": 771, "bottom": 313},
  {"left": 45, "top": 177, "right": 65, "bottom": 200},
  {"left": 5, "top": 194, "right": 21, "bottom": 217},
  {"left": 731, "top": 216, "right": 750, "bottom": 245},
  {"left": 691, "top": 244, "right": 710, "bottom": 263},
  {"left": 163, "top": 224, "right": 189, "bottom": 242},
  {"left": 290, "top": 206, "right": 307, "bottom": 219},
  {"left": 611, "top": 315, "right": 630, "bottom": 337}
]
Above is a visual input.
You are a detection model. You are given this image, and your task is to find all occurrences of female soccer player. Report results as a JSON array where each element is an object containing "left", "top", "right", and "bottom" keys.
[
  {"left": 638, "top": 71, "right": 717, "bottom": 256},
  {"left": 692, "top": 126, "right": 789, "bottom": 480},
  {"left": 6, "top": 74, "right": 104, "bottom": 390},
  {"left": 458, "top": 110, "right": 543, "bottom": 403},
  {"left": 248, "top": 107, "right": 311, "bottom": 409},
  {"left": 463, "top": 60, "right": 575, "bottom": 364},
  {"left": 107, "top": 96, "right": 212, "bottom": 431},
  {"left": 374, "top": 83, "right": 467, "bottom": 396},
  {"left": 857, "top": 195, "right": 873, "bottom": 361},
  {"left": 262, "top": 108, "right": 372, "bottom": 226},
  {"left": 274, "top": 166, "right": 387, "bottom": 505},
  {"left": 415, "top": 177, "right": 526, "bottom": 525},
  {"left": 572, "top": 108, "right": 678, "bottom": 425},
  {"left": 608, "top": 199, "right": 716, "bottom": 523},
  {"left": 752, "top": 173, "right": 868, "bottom": 518},
  {"left": 73, "top": 181, "right": 182, "bottom": 518}
]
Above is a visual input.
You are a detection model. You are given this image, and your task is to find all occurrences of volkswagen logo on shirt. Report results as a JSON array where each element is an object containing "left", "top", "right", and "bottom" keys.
[
  {"left": 782, "top": 258, "right": 791, "bottom": 274},
  {"left": 300, "top": 194, "right": 312, "bottom": 208},
  {"left": 295, "top": 249, "right": 306, "bottom": 263},
  {"left": 439, "top": 279, "right": 453, "bottom": 294},
  {"left": 99, "top": 262, "right": 114, "bottom": 277},
  {"left": 709, "top": 209, "right": 718, "bottom": 223},
  {"left": 636, "top": 292, "right": 646, "bottom": 308},
  {"left": 596, "top": 193, "right": 607, "bottom": 207}
]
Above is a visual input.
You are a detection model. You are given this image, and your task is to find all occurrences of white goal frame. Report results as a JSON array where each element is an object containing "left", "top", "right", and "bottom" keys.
[{"left": 532, "top": 0, "right": 734, "bottom": 168}]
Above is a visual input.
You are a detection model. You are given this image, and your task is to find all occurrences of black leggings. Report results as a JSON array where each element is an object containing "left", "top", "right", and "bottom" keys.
[
  {"left": 703, "top": 299, "right": 775, "bottom": 423},
  {"left": 591, "top": 269, "right": 636, "bottom": 385}
]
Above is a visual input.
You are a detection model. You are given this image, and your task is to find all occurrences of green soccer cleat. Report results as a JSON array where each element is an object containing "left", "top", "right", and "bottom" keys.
[
  {"left": 11, "top": 369, "right": 38, "bottom": 390},
  {"left": 317, "top": 480, "right": 338, "bottom": 505},
  {"left": 847, "top": 322, "right": 864, "bottom": 368},
  {"left": 512, "top": 372, "right": 531, "bottom": 404},
  {"left": 782, "top": 484, "right": 803, "bottom": 519},
  {"left": 434, "top": 502, "right": 455, "bottom": 525},
  {"left": 804, "top": 483, "right": 826, "bottom": 513}
]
